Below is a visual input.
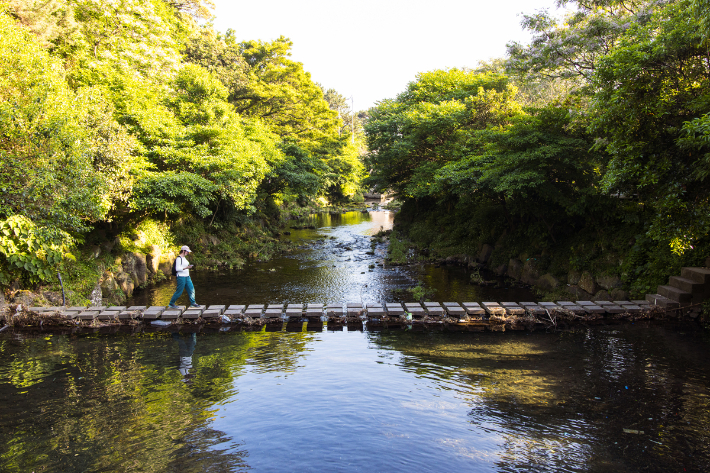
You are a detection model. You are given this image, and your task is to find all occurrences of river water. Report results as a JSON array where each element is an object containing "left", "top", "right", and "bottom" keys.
[
  {"left": 127, "top": 209, "right": 537, "bottom": 307},
  {"left": 1, "top": 211, "right": 709, "bottom": 472}
]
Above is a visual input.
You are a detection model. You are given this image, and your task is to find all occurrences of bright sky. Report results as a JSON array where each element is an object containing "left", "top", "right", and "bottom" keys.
[{"left": 212, "top": 0, "right": 566, "bottom": 111}]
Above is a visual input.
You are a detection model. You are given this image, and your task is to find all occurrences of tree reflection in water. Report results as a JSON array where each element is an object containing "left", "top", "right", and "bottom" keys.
[{"left": 0, "top": 325, "right": 708, "bottom": 472}]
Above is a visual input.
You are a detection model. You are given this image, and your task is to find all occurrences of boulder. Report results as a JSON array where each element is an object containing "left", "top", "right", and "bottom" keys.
[
  {"left": 478, "top": 244, "right": 494, "bottom": 264},
  {"left": 507, "top": 259, "right": 523, "bottom": 280},
  {"left": 116, "top": 272, "right": 134, "bottom": 298},
  {"left": 610, "top": 288, "right": 629, "bottom": 300},
  {"left": 89, "top": 284, "right": 102, "bottom": 306},
  {"left": 146, "top": 245, "right": 162, "bottom": 276},
  {"left": 568, "top": 270, "right": 581, "bottom": 286},
  {"left": 101, "top": 272, "right": 118, "bottom": 298},
  {"left": 592, "top": 289, "right": 611, "bottom": 302},
  {"left": 493, "top": 263, "right": 508, "bottom": 276},
  {"left": 159, "top": 253, "right": 177, "bottom": 277},
  {"left": 0, "top": 290, "right": 6, "bottom": 308},
  {"left": 521, "top": 259, "right": 541, "bottom": 285},
  {"left": 566, "top": 285, "right": 592, "bottom": 299},
  {"left": 122, "top": 252, "right": 148, "bottom": 287},
  {"left": 536, "top": 273, "right": 560, "bottom": 291},
  {"left": 42, "top": 290, "right": 64, "bottom": 305},
  {"left": 579, "top": 271, "right": 597, "bottom": 295},
  {"left": 596, "top": 273, "right": 622, "bottom": 290},
  {"left": 12, "top": 290, "right": 36, "bottom": 307}
]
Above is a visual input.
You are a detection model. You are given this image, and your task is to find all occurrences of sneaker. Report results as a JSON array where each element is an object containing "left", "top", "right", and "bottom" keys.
[
  {"left": 168, "top": 303, "right": 179, "bottom": 309},
  {"left": 190, "top": 304, "right": 201, "bottom": 308}
]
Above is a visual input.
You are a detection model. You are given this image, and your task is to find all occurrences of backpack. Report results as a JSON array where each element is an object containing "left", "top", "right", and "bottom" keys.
[{"left": 171, "top": 256, "right": 181, "bottom": 277}]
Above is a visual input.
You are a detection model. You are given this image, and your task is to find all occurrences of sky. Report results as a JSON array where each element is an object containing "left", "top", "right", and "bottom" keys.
[{"left": 212, "top": 0, "right": 567, "bottom": 111}]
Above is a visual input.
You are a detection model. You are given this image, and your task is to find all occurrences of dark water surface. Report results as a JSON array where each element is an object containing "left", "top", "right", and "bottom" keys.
[
  {"left": 127, "top": 210, "right": 537, "bottom": 307},
  {"left": 1, "top": 325, "right": 709, "bottom": 472}
]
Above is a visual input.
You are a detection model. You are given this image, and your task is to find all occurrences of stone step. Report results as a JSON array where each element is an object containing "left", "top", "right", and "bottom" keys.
[
  {"left": 657, "top": 285, "right": 692, "bottom": 303},
  {"left": 645, "top": 293, "right": 680, "bottom": 308},
  {"left": 668, "top": 276, "right": 707, "bottom": 294},
  {"left": 681, "top": 267, "right": 710, "bottom": 285}
]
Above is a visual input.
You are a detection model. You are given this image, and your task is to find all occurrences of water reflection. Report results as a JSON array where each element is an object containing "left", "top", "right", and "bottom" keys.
[
  {"left": 0, "top": 325, "right": 708, "bottom": 472},
  {"left": 173, "top": 332, "right": 197, "bottom": 381}
]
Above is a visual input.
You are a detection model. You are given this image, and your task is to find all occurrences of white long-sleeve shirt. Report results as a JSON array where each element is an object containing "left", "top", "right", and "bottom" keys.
[{"left": 175, "top": 255, "right": 191, "bottom": 277}]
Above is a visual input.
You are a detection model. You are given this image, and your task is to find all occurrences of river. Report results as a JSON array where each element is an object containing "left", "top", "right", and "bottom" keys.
[
  {"left": 127, "top": 209, "right": 537, "bottom": 307},
  {"left": 1, "top": 210, "right": 709, "bottom": 472}
]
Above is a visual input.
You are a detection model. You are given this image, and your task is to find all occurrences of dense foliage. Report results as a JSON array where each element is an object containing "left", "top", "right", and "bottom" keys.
[
  {"left": 0, "top": 0, "right": 364, "bottom": 287},
  {"left": 366, "top": 0, "right": 710, "bottom": 295}
]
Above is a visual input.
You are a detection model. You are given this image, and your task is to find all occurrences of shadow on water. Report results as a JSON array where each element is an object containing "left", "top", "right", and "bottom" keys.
[{"left": 128, "top": 210, "right": 537, "bottom": 307}]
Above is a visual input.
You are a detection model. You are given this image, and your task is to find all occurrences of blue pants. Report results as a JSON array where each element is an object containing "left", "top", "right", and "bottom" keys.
[{"left": 169, "top": 276, "right": 196, "bottom": 306}]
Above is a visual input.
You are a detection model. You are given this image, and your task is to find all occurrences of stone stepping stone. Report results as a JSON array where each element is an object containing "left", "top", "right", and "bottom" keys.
[
  {"left": 575, "top": 301, "right": 595, "bottom": 305},
  {"left": 631, "top": 300, "right": 651, "bottom": 306},
  {"left": 482, "top": 302, "right": 505, "bottom": 316},
  {"left": 423, "top": 302, "right": 442, "bottom": 307},
  {"left": 346, "top": 302, "right": 363, "bottom": 316},
  {"left": 443, "top": 303, "right": 465, "bottom": 317},
  {"left": 326, "top": 304, "right": 344, "bottom": 316},
  {"left": 367, "top": 308, "right": 385, "bottom": 318},
  {"left": 29, "top": 307, "right": 52, "bottom": 313},
  {"left": 558, "top": 304, "right": 588, "bottom": 315},
  {"left": 595, "top": 301, "right": 614, "bottom": 306},
  {"left": 247, "top": 304, "right": 265, "bottom": 310},
  {"left": 305, "top": 304, "right": 324, "bottom": 318},
  {"left": 267, "top": 304, "right": 284, "bottom": 310},
  {"left": 556, "top": 301, "right": 577, "bottom": 306},
  {"left": 202, "top": 309, "right": 222, "bottom": 319},
  {"left": 501, "top": 302, "right": 525, "bottom": 315},
  {"left": 462, "top": 302, "right": 486, "bottom": 316},
  {"left": 426, "top": 306, "right": 445, "bottom": 317},
  {"left": 286, "top": 304, "right": 303, "bottom": 317},
  {"left": 98, "top": 310, "right": 120, "bottom": 320},
  {"left": 262, "top": 308, "right": 283, "bottom": 318},
  {"left": 142, "top": 308, "right": 164, "bottom": 319},
  {"left": 584, "top": 305, "right": 606, "bottom": 314},
  {"left": 520, "top": 303, "right": 546, "bottom": 315},
  {"left": 244, "top": 308, "right": 263, "bottom": 317},
  {"left": 127, "top": 306, "right": 147, "bottom": 312},
  {"left": 161, "top": 309, "right": 182, "bottom": 320},
  {"left": 224, "top": 309, "right": 244, "bottom": 317},
  {"left": 404, "top": 303, "right": 426, "bottom": 318},
  {"left": 603, "top": 305, "right": 625, "bottom": 314},
  {"left": 620, "top": 304, "right": 644, "bottom": 313},
  {"left": 107, "top": 306, "right": 127, "bottom": 311},
  {"left": 385, "top": 303, "right": 404, "bottom": 316},
  {"left": 59, "top": 309, "right": 82, "bottom": 319},
  {"left": 183, "top": 309, "right": 203, "bottom": 319},
  {"left": 208, "top": 305, "right": 226, "bottom": 314},
  {"left": 78, "top": 310, "right": 100, "bottom": 320},
  {"left": 118, "top": 311, "right": 137, "bottom": 320},
  {"left": 538, "top": 302, "right": 559, "bottom": 308},
  {"left": 88, "top": 306, "right": 107, "bottom": 311}
]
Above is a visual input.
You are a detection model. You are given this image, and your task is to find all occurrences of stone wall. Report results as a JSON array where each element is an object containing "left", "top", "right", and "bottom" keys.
[
  {"left": 442, "top": 243, "right": 629, "bottom": 300},
  {"left": 99, "top": 249, "right": 176, "bottom": 304}
]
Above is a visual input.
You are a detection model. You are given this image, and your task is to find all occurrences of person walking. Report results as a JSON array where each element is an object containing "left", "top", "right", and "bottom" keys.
[{"left": 169, "top": 245, "right": 200, "bottom": 308}]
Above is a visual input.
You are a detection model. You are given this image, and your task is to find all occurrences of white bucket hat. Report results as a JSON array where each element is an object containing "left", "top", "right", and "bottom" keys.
[{"left": 180, "top": 245, "right": 192, "bottom": 253}]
